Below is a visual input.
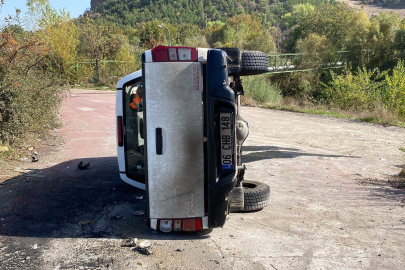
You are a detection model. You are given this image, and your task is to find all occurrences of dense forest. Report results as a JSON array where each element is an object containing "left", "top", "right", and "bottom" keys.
[
  {"left": 91, "top": 0, "right": 337, "bottom": 27},
  {"left": 0, "top": 0, "right": 405, "bottom": 157}
]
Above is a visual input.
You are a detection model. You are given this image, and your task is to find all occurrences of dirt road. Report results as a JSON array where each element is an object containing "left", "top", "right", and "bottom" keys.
[{"left": 0, "top": 89, "right": 404, "bottom": 269}]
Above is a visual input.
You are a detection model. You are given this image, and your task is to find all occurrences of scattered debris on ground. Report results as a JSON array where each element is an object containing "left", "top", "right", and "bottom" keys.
[
  {"left": 113, "top": 215, "right": 124, "bottom": 220},
  {"left": 77, "top": 161, "right": 90, "bottom": 170},
  {"left": 132, "top": 211, "right": 145, "bottom": 216},
  {"left": 123, "top": 239, "right": 153, "bottom": 255},
  {"left": 124, "top": 238, "right": 138, "bottom": 247},
  {"left": 137, "top": 240, "right": 153, "bottom": 255}
]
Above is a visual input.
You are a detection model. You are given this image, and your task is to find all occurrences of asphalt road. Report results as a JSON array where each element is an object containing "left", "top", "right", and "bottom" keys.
[{"left": 0, "top": 89, "right": 404, "bottom": 269}]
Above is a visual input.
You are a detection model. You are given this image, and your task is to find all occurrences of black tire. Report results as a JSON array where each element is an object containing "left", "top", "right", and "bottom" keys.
[
  {"left": 240, "top": 51, "right": 269, "bottom": 76},
  {"left": 241, "top": 180, "right": 270, "bottom": 211}
]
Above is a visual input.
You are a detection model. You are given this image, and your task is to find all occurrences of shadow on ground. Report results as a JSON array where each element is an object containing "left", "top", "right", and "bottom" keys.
[
  {"left": 0, "top": 157, "right": 208, "bottom": 241},
  {"left": 242, "top": 146, "right": 360, "bottom": 163},
  {"left": 355, "top": 175, "right": 405, "bottom": 204}
]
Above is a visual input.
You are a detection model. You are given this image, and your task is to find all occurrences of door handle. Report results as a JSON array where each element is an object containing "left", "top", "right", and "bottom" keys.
[{"left": 156, "top": 128, "right": 163, "bottom": 155}]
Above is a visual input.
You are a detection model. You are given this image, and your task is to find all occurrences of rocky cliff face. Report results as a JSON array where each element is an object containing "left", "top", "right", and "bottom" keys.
[{"left": 91, "top": 0, "right": 107, "bottom": 9}]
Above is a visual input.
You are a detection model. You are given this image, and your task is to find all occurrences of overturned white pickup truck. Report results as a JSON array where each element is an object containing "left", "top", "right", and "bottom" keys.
[{"left": 116, "top": 46, "right": 270, "bottom": 232}]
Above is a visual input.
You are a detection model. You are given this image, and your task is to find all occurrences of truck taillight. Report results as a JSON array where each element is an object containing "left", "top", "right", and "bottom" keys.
[
  {"left": 117, "top": 116, "right": 123, "bottom": 147},
  {"left": 157, "top": 218, "right": 203, "bottom": 232},
  {"left": 152, "top": 46, "right": 197, "bottom": 62},
  {"left": 183, "top": 218, "right": 202, "bottom": 232}
]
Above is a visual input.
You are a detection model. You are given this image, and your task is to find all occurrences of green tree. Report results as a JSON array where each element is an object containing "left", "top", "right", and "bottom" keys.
[
  {"left": 367, "top": 12, "right": 402, "bottom": 70},
  {"left": 137, "top": 21, "right": 178, "bottom": 48},
  {"left": 280, "top": 3, "right": 315, "bottom": 28},
  {"left": 244, "top": 29, "right": 277, "bottom": 54},
  {"left": 27, "top": 0, "right": 79, "bottom": 79},
  {"left": 286, "top": 4, "right": 359, "bottom": 52},
  {"left": 296, "top": 33, "right": 335, "bottom": 68}
]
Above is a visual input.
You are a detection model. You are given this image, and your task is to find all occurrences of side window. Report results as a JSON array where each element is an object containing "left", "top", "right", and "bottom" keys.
[{"left": 124, "top": 81, "right": 145, "bottom": 182}]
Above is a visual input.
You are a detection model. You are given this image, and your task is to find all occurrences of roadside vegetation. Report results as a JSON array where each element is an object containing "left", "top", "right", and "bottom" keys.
[
  {"left": 0, "top": 8, "right": 67, "bottom": 160},
  {"left": 1, "top": 0, "right": 405, "bottom": 161}
]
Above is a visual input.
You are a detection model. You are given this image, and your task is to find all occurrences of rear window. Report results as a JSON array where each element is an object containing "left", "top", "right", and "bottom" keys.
[{"left": 123, "top": 80, "right": 145, "bottom": 183}]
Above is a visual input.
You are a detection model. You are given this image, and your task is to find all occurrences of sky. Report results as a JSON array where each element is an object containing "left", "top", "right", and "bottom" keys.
[{"left": 0, "top": 0, "right": 91, "bottom": 19}]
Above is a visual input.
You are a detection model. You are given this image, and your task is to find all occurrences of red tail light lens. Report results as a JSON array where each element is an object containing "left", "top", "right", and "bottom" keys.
[
  {"left": 182, "top": 219, "right": 196, "bottom": 231},
  {"left": 195, "top": 218, "right": 202, "bottom": 231},
  {"left": 182, "top": 218, "right": 202, "bottom": 232},
  {"left": 152, "top": 46, "right": 169, "bottom": 62},
  {"left": 152, "top": 46, "right": 198, "bottom": 62},
  {"left": 156, "top": 218, "right": 203, "bottom": 232},
  {"left": 117, "top": 116, "right": 123, "bottom": 147}
]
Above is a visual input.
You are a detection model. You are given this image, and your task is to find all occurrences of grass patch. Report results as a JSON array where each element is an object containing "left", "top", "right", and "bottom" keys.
[
  {"left": 265, "top": 105, "right": 350, "bottom": 119},
  {"left": 358, "top": 116, "right": 405, "bottom": 127},
  {"left": 263, "top": 104, "right": 405, "bottom": 127},
  {"left": 391, "top": 122, "right": 405, "bottom": 128},
  {"left": 359, "top": 116, "right": 383, "bottom": 123},
  {"left": 300, "top": 109, "right": 348, "bottom": 119}
]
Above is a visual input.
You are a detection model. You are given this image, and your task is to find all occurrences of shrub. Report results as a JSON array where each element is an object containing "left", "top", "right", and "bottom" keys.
[
  {"left": 323, "top": 67, "right": 385, "bottom": 111},
  {"left": 0, "top": 26, "right": 67, "bottom": 148},
  {"left": 243, "top": 75, "right": 283, "bottom": 104},
  {"left": 269, "top": 71, "right": 321, "bottom": 103},
  {"left": 323, "top": 61, "right": 405, "bottom": 121},
  {"left": 382, "top": 61, "right": 405, "bottom": 119}
]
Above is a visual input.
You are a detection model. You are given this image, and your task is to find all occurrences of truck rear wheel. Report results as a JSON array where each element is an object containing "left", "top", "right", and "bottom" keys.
[
  {"left": 240, "top": 51, "right": 269, "bottom": 76},
  {"left": 241, "top": 180, "right": 270, "bottom": 211}
]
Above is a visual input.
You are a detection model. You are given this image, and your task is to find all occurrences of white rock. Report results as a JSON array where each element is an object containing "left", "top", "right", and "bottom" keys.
[
  {"left": 125, "top": 238, "right": 138, "bottom": 247},
  {"left": 138, "top": 240, "right": 151, "bottom": 249}
]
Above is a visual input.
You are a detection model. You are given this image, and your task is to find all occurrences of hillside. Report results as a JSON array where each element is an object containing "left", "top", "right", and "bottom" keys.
[
  {"left": 89, "top": 0, "right": 337, "bottom": 26},
  {"left": 91, "top": 0, "right": 106, "bottom": 9},
  {"left": 91, "top": 0, "right": 107, "bottom": 9},
  {"left": 89, "top": 0, "right": 405, "bottom": 27}
]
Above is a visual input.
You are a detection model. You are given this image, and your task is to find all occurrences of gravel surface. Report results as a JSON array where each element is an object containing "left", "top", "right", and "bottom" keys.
[{"left": 0, "top": 89, "right": 404, "bottom": 269}]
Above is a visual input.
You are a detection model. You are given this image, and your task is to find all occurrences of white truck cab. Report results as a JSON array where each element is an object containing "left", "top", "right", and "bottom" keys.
[{"left": 116, "top": 46, "right": 270, "bottom": 232}]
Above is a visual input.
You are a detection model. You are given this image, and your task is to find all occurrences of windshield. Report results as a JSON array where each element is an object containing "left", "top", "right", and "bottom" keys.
[{"left": 123, "top": 81, "right": 145, "bottom": 183}]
